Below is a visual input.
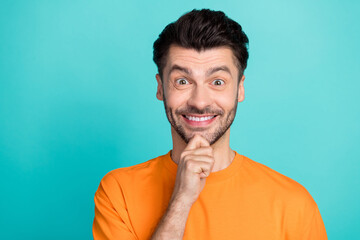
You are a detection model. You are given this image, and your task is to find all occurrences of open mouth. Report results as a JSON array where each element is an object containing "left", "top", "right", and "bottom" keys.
[
  {"left": 181, "top": 114, "right": 218, "bottom": 126},
  {"left": 183, "top": 115, "right": 216, "bottom": 121}
]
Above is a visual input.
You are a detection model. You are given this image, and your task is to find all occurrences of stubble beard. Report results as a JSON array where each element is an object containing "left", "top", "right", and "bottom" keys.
[{"left": 163, "top": 93, "right": 238, "bottom": 145}]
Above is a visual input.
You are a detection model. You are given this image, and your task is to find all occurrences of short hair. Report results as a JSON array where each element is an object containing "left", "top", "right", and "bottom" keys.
[{"left": 153, "top": 9, "right": 249, "bottom": 80}]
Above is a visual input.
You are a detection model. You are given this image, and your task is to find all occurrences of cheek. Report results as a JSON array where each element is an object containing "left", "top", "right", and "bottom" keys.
[
  {"left": 214, "top": 90, "right": 238, "bottom": 109},
  {"left": 164, "top": 84, "right": 192, "bottom": 104},
  {"left": 164, "top": 91, "right": 187, "bottom": 109}
]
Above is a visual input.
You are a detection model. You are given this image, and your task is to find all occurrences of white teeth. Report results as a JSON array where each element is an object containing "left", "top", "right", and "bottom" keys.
[{"left": 186, "top": 115, "right": 215, "bottom": 121}]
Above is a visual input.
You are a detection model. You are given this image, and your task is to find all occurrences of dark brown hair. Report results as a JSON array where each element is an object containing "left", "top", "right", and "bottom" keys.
[{"left": 153, "top": 9, "right": 249, "bottom": 79}]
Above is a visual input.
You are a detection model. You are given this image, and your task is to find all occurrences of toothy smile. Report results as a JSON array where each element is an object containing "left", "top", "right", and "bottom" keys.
[{"left": 184, "top": 115, "right": 216, "bottom": 122}]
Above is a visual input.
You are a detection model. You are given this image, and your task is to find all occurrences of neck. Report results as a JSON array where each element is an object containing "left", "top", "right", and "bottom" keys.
[{"left": 170, "top": 128, "right": 235, "bottom": 172}]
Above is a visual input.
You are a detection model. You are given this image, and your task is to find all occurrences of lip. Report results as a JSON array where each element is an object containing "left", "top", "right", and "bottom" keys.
[{"left": 181, "top": 114, "right": 218, "bottom": 127}]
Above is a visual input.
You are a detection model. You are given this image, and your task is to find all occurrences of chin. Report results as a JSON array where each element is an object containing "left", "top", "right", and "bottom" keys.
[{"left": 181, "top": 131, "right": 222, "bottom": 145}]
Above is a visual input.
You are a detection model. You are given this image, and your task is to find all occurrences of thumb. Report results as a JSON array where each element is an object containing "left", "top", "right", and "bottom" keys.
[{"left": 185, "top": 134, "right": 210, "bottom": 151}]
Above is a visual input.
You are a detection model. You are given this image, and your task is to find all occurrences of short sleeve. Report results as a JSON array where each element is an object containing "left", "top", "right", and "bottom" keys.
[
  {"left": 302, "top": 206, "right": 328, "bottom": 240},
  {"left": 92, "top": 173, "right": 138, "bottom": 240}
]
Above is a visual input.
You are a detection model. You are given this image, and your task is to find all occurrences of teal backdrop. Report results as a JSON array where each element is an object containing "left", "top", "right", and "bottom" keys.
[{"left": 1, "top": 0, "right": 359, "bottom": 239}]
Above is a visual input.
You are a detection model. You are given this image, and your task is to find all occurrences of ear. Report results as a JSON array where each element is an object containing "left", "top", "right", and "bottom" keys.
[
  {"left": 237, "top": 75, "right": 245, "bottom": 102},
  {"left": 156, "top": 74, "right": 164, "bottom": 101}
]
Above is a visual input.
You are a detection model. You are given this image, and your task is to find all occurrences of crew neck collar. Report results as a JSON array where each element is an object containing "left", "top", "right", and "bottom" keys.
[{"left": 161, "top": 150, "right": 244, "bottom": 183}]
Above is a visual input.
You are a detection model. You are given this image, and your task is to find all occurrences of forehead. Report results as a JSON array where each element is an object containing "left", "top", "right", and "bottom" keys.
[{"left": 165, "top": 45, "right": 238, "bottom": 74}]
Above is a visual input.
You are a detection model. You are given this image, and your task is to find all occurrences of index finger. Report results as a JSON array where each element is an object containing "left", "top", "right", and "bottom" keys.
[{"left": 185, "top": 134, "right": 210, "bottom": 151}]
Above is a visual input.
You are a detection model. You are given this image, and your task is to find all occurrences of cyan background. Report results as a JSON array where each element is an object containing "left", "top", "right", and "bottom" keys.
[{"left": 1, "top": 0, "right": 359, "bottom": 239}]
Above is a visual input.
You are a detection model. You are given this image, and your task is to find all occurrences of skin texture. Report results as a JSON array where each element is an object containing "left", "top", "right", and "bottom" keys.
[
  {"left": 157, "top": 45, "right": 243, "bottom": 146},
  {"left": 151, "top": 45, "right": 245, "bottom": 239}
]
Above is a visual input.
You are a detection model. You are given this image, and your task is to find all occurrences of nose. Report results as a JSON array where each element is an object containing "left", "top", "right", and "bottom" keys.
[{"left": 187, "top": 85, "right": 212, "bottom": 110}]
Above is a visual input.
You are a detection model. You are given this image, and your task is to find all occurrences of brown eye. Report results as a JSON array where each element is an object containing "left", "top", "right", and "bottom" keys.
[
  {"left": 176, "top": 78, "right": 189, "bottom": 85},
  {"left": 212, "top": 79, "right": 225, "bottom": 86}
]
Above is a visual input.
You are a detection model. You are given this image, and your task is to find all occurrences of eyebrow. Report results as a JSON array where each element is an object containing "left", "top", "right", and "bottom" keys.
[
  {"left": 168, "top": 64, "right": 232, "bottom": 78},
  {"left": 168, "top": 65, "right": 192, "bottom": 77},
  {"left": 206, "top": 66, "right": 232, "bottom": 77}
]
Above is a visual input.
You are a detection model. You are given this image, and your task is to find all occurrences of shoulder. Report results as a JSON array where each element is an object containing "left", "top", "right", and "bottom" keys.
[
  {"left": 241, "top": 155, "right": 318, "bottom": 209},
  {"left": 100, "top": 153, "right": 173, "bottom": 194},
  {"left": 100, "top": 154, "right": 167, "bottom": 187},
  {"left": 94, "top": 152, "right": 175, "bottom": 215}
]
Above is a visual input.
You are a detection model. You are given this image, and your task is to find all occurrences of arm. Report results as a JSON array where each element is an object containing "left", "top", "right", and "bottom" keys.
[
  {"left": 303, "top": 206, "right": 328, "bottom": 239},
  {"left": 150, "top": 195, "right": 192, "bottom": 239},
  {"left": 93, "top": 173, "right": 137, "bottom": 240},
  {"left": 151, "top": 135, "right": 215, "bottom": 239}
]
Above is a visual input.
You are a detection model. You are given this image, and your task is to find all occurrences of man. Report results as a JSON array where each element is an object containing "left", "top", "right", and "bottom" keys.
[{"left": 93, "top": 9, "right": 327, "bottom": 239}]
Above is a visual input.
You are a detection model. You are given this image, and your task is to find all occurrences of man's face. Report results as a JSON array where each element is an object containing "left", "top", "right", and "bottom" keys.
[{"left": 156, "top": 45, "right": 245, "bottom": 145}]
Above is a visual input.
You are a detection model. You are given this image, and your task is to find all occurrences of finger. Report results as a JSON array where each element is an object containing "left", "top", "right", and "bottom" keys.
[
  {"left": 183, "top": 154, "right": 215, "bottom": 164},
  {"left": 199, "top": 172, "right": 209, "bottom": 178},
  {"left": 185, "top": 134, "right": 210, "bottom": 151},
  {"left": 191, "top": 162, "right": 212, "bottom": 178},
  {"left": 183, "top": 146, "right": 213, "bottom": 157}
]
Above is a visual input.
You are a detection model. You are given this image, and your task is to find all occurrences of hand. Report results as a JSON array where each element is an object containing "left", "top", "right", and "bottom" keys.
[
  {"left": 171, "top": 134, "right": 215, "bottom": 206},
  {"left": 151, "top": 135, "right": 214, "bottom": 239}
]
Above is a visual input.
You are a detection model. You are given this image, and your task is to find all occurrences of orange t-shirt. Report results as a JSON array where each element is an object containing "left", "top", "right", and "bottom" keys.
[{"left": 93, "top": 151, "right": 327, "bottom": 240}]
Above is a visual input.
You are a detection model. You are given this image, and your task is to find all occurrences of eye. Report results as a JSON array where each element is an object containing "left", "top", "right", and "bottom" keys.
[
  {"left": 176, "top": 78, "right": 189, "bottom": 85},
  {"left": 212, "top": 79, "right": 225, "bottom": 86}
]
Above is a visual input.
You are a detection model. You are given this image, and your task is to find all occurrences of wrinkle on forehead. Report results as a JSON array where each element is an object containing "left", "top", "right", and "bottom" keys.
[
  {"left": 168, "top": 64, "right": 233, "bottom": 79},
  {"left": 165, "top": 45, "right": 239, "bottom": 79}
]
